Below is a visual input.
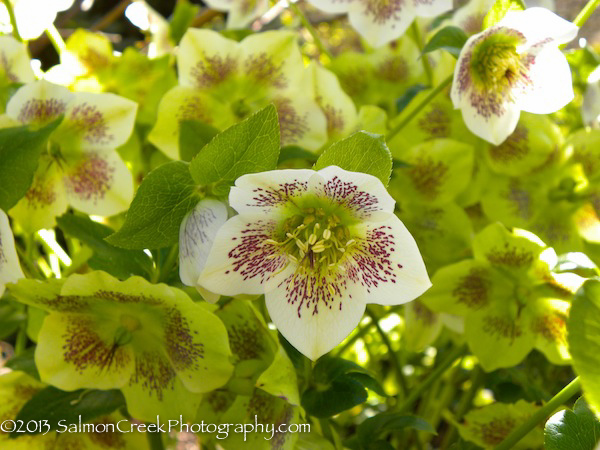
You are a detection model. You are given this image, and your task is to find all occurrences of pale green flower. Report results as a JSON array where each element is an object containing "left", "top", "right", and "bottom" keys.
[
  {"left": 0, "top": 209, "right": 23, "bottom": 298},
  {"left": 204, "top": 0, "right": 269, "bottom": 28}
]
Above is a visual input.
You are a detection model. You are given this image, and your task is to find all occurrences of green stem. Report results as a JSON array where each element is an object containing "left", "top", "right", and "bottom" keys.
[
  {"left": 365, "top": 306, "right": 408, "bottom": 397},
  {"left": 146, "top": 430, "right": 165, "bottom": 450},
  {"left": 495, "top": 377, "right": 581, "bottom": 450},
  {"left": 158, "top": 244, "right": 179, "bottom": 283},
  {"left": 44, "top": 24, "right": 66, "bottom": 55},
  {"left": 411, "top": 21, "right": 433, "bottom": 85},
  {"left": 394, "top": 344, "right": 467, "bottom": 414},
  {"left": 14, "top": 318, "right": 28, "bottom": 356},
  {"left": 1, "top": 0, "right": 22, "bottom": 41},
  {"left": 288, "top": 1, "right": 333, "bottom": 60},
  {"left": 386, "top": 75, "right": 452, "bottom": 141},
  {"left": 573, "top": 0, "right": 600, "bottom": 27}
]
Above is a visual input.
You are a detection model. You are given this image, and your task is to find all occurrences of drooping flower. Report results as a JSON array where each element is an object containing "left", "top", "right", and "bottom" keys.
[
  {"left": 198, "top": 166, "right": 431, "bottom": 359},
  {"left": 0, "top": 209, "right": 23, "bottom": 298},
  {"left": 203, "top": 0, "right": 269, "bottom": 28},
  {"left": 149, "top": 29, "right": 333, "bottom": 159},
  {"left": 0, "top": 35, "right": 34, "bottom": 90},
  {"left": 2, "top": 80, "right": 137, "bottom": 231},
  {"left": 305, "top": 0, "right": 452, "bottom": 48},
  {"left": 451, "top": 8, "right": 578, "bottom": 145},
  {"left": 8, "top": 271, "right": 234, "bottom": 421},
  {"left": 0, "top": 0, "right": 74, "bottom": 40}
]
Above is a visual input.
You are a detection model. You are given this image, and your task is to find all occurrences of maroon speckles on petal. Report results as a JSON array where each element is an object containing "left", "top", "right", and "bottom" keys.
[
  {"left": 323, "top": 176, "right": 380, "bottom": 217},
  {"left": 452, "top": 268, "right": 491, "bottom": 309},
  {"left": 69, "top": 103, "right": 112, "bottom": 145},
  {"left": 407, "top": 156, "right": 448, "bottom": 201},
  {"left": 376, "top": 56, "right": 409, "bottom": 83},
  {"left": 486, "top": 243, "right": 534, "bottom": 267},
  {"left": 273, "top": 97, "right": 309, "bottom": 145},
  {"left": 362, "top": 0, "right": 405, "bottom": 25},
  {"left": 130, "top": 352, "right": 176, "bottom": 400},
  {"left": 191, "top": 54, "right": 238, "bottom": 88},
  {"left": 245, "top": 53, "right": 287, "bottom": 89},
  {"left": 24, "top": 171, "right": 57, "bottom": 209},
  {"left": 64, "top": 153, "right": 115, "bottom": 203},
  {"left": 164, "top": 307, "right": 204, "bottom": 372},
  {"left": 531, "top": 312, "right": 567, "bottom": 343},
  {"left": 482, "top": 315, "right": 523, "bottom": 341},
  {"left": 18, "top": 98, "right": 66, "bottom": 124},
  {"left": 318, "top": 100, "right": 346, "bottom": 135},
  {"left": 228, "top": 220, "right": 287, "bottom": 283},
  {"left": 0, "top": 51, "right": 18, "bottom": 82},
  {"left": 418, "top": 104, "right": 451, "bottom": 138},
  {"left": 249, "top": 180, "right": 308, "bottom": 208},
  {"left": 351, "top": 225, "right": 399, "bottom": 292},
  {"left": 62, "top": 315, "right": 131, "bottom": 375},
  {"left": 177, "top": 95, "right": 213, "bottom": 124},
  {"left": 489, "top": 125, "right": 529, "bottom": 162}
]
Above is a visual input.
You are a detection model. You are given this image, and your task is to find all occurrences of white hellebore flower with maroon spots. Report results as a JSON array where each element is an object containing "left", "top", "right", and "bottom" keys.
[
  {"left": 199, "top": 166, "right": 431, "bottom": 359},
  {"left": 203, "top": 0, "right": 269, "bottom": 29},
  {"left": 305, "top": 0, "right": 452, "bottom": 48},
  {"left": 451, "top": 8, "right": 578, "bottom": 145},
  {"left": 0, "top": 209, "right": 24, "bottom": 298},
  {"left": 2, "top": 80, "right": 137, "bottom": 232}
]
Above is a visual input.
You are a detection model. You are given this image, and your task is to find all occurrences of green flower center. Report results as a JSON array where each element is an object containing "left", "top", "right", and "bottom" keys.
[
  {"left": 265, "top": 206, "right": 356, "bottom": 280},
  {"left": 472, "top": 33, "right": 525, "bottom": 93}
]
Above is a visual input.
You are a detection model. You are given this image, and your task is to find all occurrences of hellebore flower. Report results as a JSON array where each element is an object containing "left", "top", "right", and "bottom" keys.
[
  {"left": 0, "top": 0, "right": 74, "bottom": 40},
  {"left": 583, "top": 65, "right": 600, "bottom": 128},
  {"left": 451, "top": 8, "right": 578, "bottom": 145},
  {"left": 0, "top": 209, "right": 23, "bottom": 298},
  {"left": 9, "top": 271, "right": 234, "bottom": 421},
  {"left": 149, "top": 29, "right": 336, "bottom": 159},
  {"left": 199, "top": 166, "right": 431, "bottom": 359},
  {"left": 203, "top": 0, "right": 269, "bottom": 28},
  {"left": 179, "top": 198, "right": 229, "bottom": 302},
  {"left": 3, "top": 80, "right": 137, "bottom": 231},
  {"left": 305, "top": 0, "right": 452, "bottom": 48},
  {"left": 0, "top": 35, "right": 34, "bottom": 89}
]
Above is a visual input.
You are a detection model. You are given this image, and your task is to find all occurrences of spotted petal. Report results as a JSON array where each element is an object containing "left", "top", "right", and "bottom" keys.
[
  {"left": 347, "top": 1, "right": 417, "bottom": 48},
  {"left": 62, "top": 149, "right": 134, "bottom": 217},
  {"left": 348, "top": 214, "right": 431, "bottom": 305},
  {"left": 265, "top": 262, "right": 367, "bottom": 360},
  {"left": 6, "top": 79, "right": 73, "bottom": 126},
  {"left": 179, "top": 198, "right": 228, "bottom": 295},
  {"left": 0, "top": 35, "right": 34, "bottom": 85},
  {"left": 0, "top": 209, "right": 24, "bottom": 297},
  {"left": 413, "top": 0, "right": 452, "bottom": 18},
  {"left": 305, "top": 0, "right": 355, "bottom": 14},
  {"left": 199, "top": 215, "right": 291, "bottom": 296}
]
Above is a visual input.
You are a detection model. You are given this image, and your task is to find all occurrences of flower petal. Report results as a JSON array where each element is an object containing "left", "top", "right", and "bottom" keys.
[
  {"left": 199, "top": 215, "right": 291, "bottom": 296},
  {"left": 35, "top": 312, "right": 135, "bottom": 390},
  {"left": 178, "top": 28, "right": 241, "bottom": 89},
  {"left": 227, "top": 0, "right": 269, "bottom": 28},
  {"left": 517, "top": 46, "right": 574, "bottom": 114},
  {"left": 348, "top": 214, "right": 431, "bottom": 305},
  {"left": 148, "top": 86, "right": 234, "bottom": 159},
  {"left": 265, "top": 264, "right": 367, "bottom": 360},
  {"left": 347, "top": 1, "right": 416, "bottom": 48},
  {"left": 54, "top": 92, "right": 138, "bottom": 152},
  {"left": 413, "top": 0, "right": 452, "bottom": 18},
  {"left": 229, "top": 168, "right": 316, "bottom": 215},
  {"left": 498, "top": 7, "right": 578, "bottom": 46},
  {"left": 0, "top": 209, "right": 24, "bottom": 297},
  {"left": 62, "top": 149, "right": 134, "bottom": 217},
  {"left": 6, "top": 80, "right": 73, "bottom": 126},
  {"left": 316, "top": 165, "right": 396, "bottom": 218},
  {"left": 0, "top": 35, "right": 35, "bottom": 84},
  {"left": 305, "top": 0, "right": 355, "bottom": 13},
  {"left": 527, "top": 297, "right": 570, "bottom": 365},
  {"left": 9, "top": 161, "right": 68, "bottom": 232},
  {"left": 179, "top": 198, "right": 228, "bottom": 290}
]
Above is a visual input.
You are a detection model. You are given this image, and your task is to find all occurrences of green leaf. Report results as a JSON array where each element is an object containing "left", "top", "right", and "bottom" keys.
[
  {"left": 422, "top": 26, "right": 468, "bottom": 57},
  {"left": 483, "top": 0, "right": 526, "bottom": 29},
  {"left": 395, "top": 84, "right": 427, "bottom": 114},
  {"left": 57, "top": 213, "right": 153, "bottom": 278},
  {"left": 0, "top": 118, "right": 62, "bottom": 210},
  {"left": 346, "top": 372, "right": 387, "bottom": 397},
  {"left": 545, "top": 397, "right": 600, "bottom": 450},
  {"left": 314, "top": 131, "right": 393, "bottom": 186},
  {"left": 301, "top": 376, "right": 367, "bottom": 418},
  {"left": 169, "top": 0, "right": 199, "bottom": 44},
  {"left": 278, "top": 145, "right": 318, "bottom": 164},
  {"left": 0, "top": 299, "right": 25, "bottom": 340},
  {"left": 568, "top": 280, "right": 600, "bottom": 417},
  {"left": 189, "top": 104, "right": 280, "bottom": 187},
  {"left": 106, "top": 161, "right": 199, "bottom": 249},
  {"left": 179, "top": 120, "right": 219, "bottom": 162},
  {"left": 3, "top": 347, "right": 40, "bottom": 380},
  {"left": 10, "top": 387, "right": 125, "bottom": 436},
  {"left": 357, "top": 413, "right": 435, "bottom": 448}
]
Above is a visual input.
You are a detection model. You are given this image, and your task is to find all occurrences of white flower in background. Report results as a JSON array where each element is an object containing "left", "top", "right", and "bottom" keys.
[
  {"left": 583, "top": 65, "right": 600, "bottom": 128},
  {"left": 451, "top": 0, "right": 495, "bottom": 35},
  {"left": 204, "top": 0, "right": 269, "bottom": 29},
  {"left": 0, "top": 0, "right": 74, "bottom": 40},
  {"left": 0, "top": 35, "right": 34, "bottom": 86},
  {"left": 0, "top": 210, "right": 24, "bottom": 297},
  {"left": 305, "top": 0, "right": 452, "bottom": 48},
  {"left": 451, "top": 8, "right": 578, "bottom": 145},
  {"left": 179, "top": 198, "right": 228, "bottom": 302},
  {"left": 199, "top": 166, "right": 431, "bottom": 359},
  {"left": 525, "top": 0, "right": 555, "bottom": 10},
  {"left": 2, "top": 80, "right": 137, "bottom": 231}
]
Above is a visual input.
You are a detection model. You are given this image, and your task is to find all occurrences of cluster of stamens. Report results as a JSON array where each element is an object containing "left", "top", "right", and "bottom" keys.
[
  {"left": 264, "top": 207, "right": 357, "bottom": 275},
  {"left": 475, "top": 41, "right": 525, "bottom": 94}
]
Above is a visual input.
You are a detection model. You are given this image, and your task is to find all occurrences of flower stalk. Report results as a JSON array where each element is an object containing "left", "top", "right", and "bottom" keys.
[
  {"left": 288, "top": 1, "right": 333, "bottom": 60},
  {"left": 1, "top": 0, "right": 22, "bottom": 41},
  {"left": 574, "top": 0, "right": 600, "bottom": 27}
]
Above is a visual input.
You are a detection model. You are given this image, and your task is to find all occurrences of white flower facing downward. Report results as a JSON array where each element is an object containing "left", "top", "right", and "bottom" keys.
[
  {"left": 451, "top": 8, "right": 578, "bottom": 145},
  {"left": 305, "top": 0, "right": 452, "bottom": 48},
  {"left": 0, "top": 210, "right": 24, "bottom": 298},
  {"left": 199, "top": 166, "right": 431, "bottom": 359},
  {"left": 203, "top": 0, "right": 269, "bottom": 29}
]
